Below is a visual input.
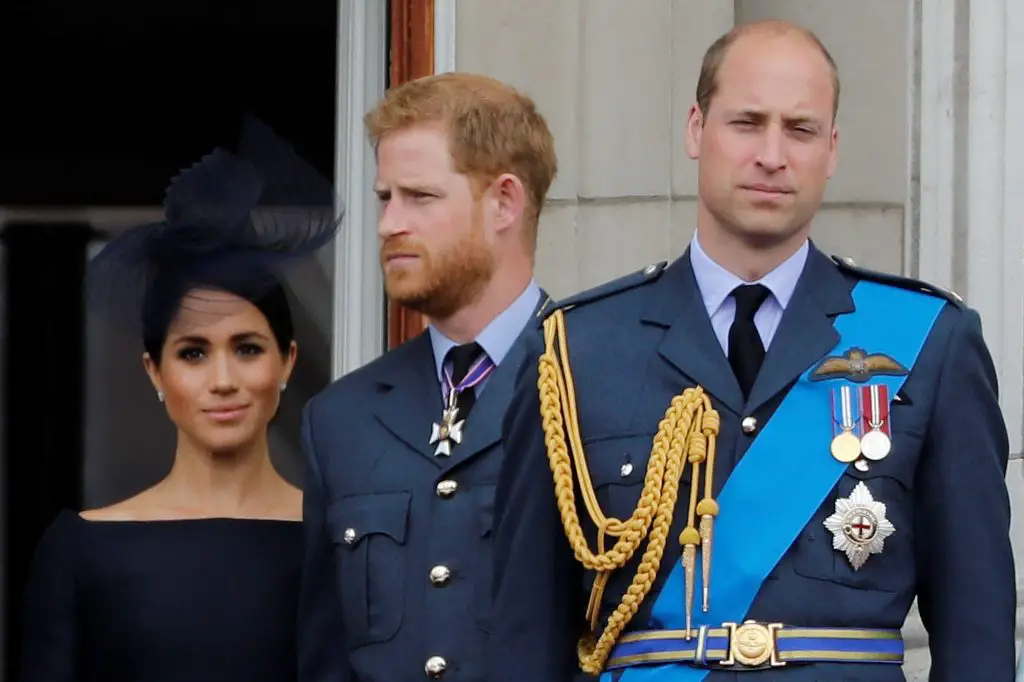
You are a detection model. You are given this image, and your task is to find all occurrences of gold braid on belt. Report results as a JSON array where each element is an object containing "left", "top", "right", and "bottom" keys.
[{"left": 538, "top": 309, "right": 721, "bottom": 675}]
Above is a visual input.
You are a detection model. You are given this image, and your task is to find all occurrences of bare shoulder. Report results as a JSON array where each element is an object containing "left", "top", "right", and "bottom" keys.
[
  {"left": 80, "top": 500, "right": 147, "bottom": 522},
  {"left": 79, "top": 488, "right": 162, "bottom": 521},
  {"left": 79, "top": 482, "right": 304, "bottom": 522}
]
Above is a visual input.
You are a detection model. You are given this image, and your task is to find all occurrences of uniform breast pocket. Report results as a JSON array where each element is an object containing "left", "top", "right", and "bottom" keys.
[
  {"left": 583, "top": 432, "right": 691, "bottom": 519},
  {"left": 582, "top": 432, "right": 692, "bottom": 608},
  {"left": 472, "top": 485, "right": 496, "bottom": 633},
  {"left": 791, "top": 432, "right": 921, "bottom": 593},
  {"left": 327, "top": 491, "right": 410, "bottom": 648}
]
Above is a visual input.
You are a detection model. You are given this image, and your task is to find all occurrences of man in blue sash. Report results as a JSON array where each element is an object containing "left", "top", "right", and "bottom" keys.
[{"left": 488, "top": 20, "right": 1017, "bottom": 682}]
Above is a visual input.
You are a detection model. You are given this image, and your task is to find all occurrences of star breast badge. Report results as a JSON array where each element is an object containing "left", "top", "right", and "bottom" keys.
[{"left": 823, "top": 481, "right": 895, "bottom": 570}]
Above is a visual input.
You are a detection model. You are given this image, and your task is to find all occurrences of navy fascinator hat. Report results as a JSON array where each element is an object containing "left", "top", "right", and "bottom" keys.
[{"left": 86, "top": 115, "right": 344, "bottom": 344}]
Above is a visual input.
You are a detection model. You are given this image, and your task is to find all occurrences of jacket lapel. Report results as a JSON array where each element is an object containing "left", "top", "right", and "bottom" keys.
[
  {"left": 641, "top": 252, "right": 746, "bottom": 416},
  {"left": 745, "top": 245, "right": 855, "bottom": 413},
  {"left": 373, "top": 333, "right": 446, "bottom": 466}
]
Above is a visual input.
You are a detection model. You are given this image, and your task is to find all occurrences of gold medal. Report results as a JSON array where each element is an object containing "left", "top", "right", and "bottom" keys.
[
  {"left": 830, "top": 385, "right": 862, "bottom": 464},
  {"left": 831, "top": 432, "right": 862, "bottom": 463}
]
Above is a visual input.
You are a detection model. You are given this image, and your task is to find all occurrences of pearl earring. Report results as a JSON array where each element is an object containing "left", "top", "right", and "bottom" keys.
[
  {"left": 280, "top": 382, "right": 287, "bottom": 392},
  {"left": 157, "top": 391, "right": 165, "bottom": 403}
]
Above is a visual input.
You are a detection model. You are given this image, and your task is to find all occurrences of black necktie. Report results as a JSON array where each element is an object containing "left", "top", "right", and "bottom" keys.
[
  {"left": 728, "top": 284, "right": 771, "bottom": 399},
  {"left": 446, "top": 342, "right": 484, "bottom": 420}
]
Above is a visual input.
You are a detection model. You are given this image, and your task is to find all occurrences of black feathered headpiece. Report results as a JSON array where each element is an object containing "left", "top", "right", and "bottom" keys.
[{"left": 86, "top": 115, "right": 344, "bottom": 340}]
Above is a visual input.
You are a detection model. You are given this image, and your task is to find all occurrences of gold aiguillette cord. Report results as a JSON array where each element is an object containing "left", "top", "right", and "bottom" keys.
[{"left": 537, "top": 308, "right": 721, "bottom": 673}]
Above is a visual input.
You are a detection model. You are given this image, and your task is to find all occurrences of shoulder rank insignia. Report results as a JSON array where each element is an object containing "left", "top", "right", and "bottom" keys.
[
  {"left": 829, "top": 254, "right": 964, "bottom": 307},
  {"left": 534, "top": 293, "right": 555, "bottom": 319},
  {"left": 823, "top": 481, "right": 895, "bottom": 570},
  {"left": 547, "top": 261, "right": 668, "bottom": 318},
  {"left": 810, "top": 347, "right": 909, "bottom": 383}
]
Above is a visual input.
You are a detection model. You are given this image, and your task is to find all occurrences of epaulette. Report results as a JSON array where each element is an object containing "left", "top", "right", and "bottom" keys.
[
  {"left": 830, "top": 255, "right": 964, "bottom": 308},
  {"left": 545, "top": 261, "right": 668, "bottom": 318}
]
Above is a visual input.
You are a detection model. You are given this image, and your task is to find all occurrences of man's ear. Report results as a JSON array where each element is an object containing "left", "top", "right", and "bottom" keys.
[
  {"left": 684, "top": 103, "right": 704, "bottom": 161},
  {"left": 490, "top": 173, "right": 527, "bottom": 235}
]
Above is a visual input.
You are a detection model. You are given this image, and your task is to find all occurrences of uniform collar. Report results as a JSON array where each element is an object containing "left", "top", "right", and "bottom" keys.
[
  {"left": 689, "top": 231, "right": 808, "bottom": 317},
  {"left": 428, "top": 279, "right": 542, "bottom": 383}
]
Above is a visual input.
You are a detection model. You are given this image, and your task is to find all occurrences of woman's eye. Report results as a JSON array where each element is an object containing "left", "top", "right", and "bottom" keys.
[
  {"left": 237, "top": 343, "right": 265, "bottom": 357},
  {"left": 177, "top": 347, "right": 204, "bottom": 362}
]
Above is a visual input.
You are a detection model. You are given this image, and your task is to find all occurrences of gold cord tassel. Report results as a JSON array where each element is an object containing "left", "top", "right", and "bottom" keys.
[
  {"left": 538, "top": 309, "right": 721, "bottom": 674},
  {"left": 698, "top": 511, "right": 715, "bottom": 611},
  {"left": 696, "top": 409, "right": 720, "bottom": 613},
  {"left": 679, "top": 528, "right": 700, "bottom": 637}
]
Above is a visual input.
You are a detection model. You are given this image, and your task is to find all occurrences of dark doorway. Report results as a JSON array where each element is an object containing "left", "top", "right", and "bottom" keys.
[
  {"left": 0, "top": 1, "right": 339, "bottom": 207},
  {"left": 0, "top": 2, "right": 338, "bottom": 679}
]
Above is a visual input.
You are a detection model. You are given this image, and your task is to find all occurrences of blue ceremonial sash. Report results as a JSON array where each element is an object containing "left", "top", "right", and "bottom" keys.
[{"left": 609, "top": 281, "right": 945, "bottom": 682}]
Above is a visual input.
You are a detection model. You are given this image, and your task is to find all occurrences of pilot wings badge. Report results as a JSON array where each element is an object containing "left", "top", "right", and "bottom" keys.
[
  {"left": 823, "top": 482, "right": 895, "bottom": 570},
  {"left": 810, "top": 347, "right": 909, "bottom": 383}
]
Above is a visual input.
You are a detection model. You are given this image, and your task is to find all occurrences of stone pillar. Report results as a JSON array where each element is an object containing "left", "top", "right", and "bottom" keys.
[{"left": 331, "top": 0, "right": 388, "bottom": 378}]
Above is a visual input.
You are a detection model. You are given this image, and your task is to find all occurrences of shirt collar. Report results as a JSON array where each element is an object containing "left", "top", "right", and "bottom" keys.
[
  {"left": 689, "top": 232, "right": 808, "bottom": 317},
  {"left": 428, "top": 280, "right": 542, "bottom": 383}
]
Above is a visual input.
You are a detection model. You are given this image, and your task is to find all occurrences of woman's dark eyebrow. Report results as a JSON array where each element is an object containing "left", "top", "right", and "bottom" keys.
[
  {"left": 171, "top": 335, "right": 209, "bottom": 346},
  {"left": 232, "top": 331, "right": 271, "bottom": 342},
  {"left": 169, "top": 331, "right": 270, "bottom": 346}
]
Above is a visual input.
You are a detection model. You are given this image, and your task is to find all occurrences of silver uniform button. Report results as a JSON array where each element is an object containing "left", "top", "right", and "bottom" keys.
[
  {"left": 436, "top": 480, "right": 458, "bottom": 498},
  {"left": 425, "top": 655, "right": 447, "bottom": 677},
  {"left": 620, "top": 462, "right": 634, "bottom": 477},
  {"left": 343, "top": 528, "right": 356, "bottom": 544},
  {"left": 741, "top": 416, "right": 757, "bottom": 434},
  {"left": 429, "top": 565, "right": 451, "bottom": 586}
]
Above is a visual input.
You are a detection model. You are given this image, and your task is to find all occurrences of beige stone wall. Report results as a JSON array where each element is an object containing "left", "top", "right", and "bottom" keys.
[
  {"left": 458, "top": 0, "right": 729, "bottom": 298},
  {"left": 456, "top": 0, "right": 910, "bottom": 298},
  {"left": 455, "top": 1, "right": 1022, "bottom": 675}
]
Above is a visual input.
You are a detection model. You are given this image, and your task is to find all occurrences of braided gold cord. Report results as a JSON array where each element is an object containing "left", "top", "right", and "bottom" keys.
[{"left": 538, "top": 310, "right": 720, "bottom": 674}]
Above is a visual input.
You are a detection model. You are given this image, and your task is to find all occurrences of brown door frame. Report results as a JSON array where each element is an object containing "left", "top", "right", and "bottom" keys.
[{"left": 386, "top": 0, "right": 434, "bottom": 349}]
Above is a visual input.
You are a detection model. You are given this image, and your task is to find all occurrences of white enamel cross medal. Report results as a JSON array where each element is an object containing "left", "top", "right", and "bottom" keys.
[
  {"left": 823, "top": 481, "right": 895, "bottom": 570},
  {"left": 429, "top": 403, "right": 464, "bottom": 457},
  {"left": 429, "top": 347, "right": 495, "bottom": 457}
]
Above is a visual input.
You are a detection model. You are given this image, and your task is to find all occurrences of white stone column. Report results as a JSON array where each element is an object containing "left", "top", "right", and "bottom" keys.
[
  {"left": 966, "top": 0, "right": 1024, "bottom": 457},
  {"left": 435, "top": 0, "right": 457, "bottom": 74},
  {"left": 912, "top": 0, "right": 960, "bottom": 288},
  {"left": 1000, "top": 0, "right": 1024, "bottom": 459},
  {"left": 916, "top": 0, "right": 1024, "bottom": 457},
  {"left": 331, "top": 0, "right": 388, "bottom": 378}
]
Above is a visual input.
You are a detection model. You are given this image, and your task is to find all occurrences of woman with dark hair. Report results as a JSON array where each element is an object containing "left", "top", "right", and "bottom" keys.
[{"left": 18, "top": 118, "right": 343, "bottom": 682}]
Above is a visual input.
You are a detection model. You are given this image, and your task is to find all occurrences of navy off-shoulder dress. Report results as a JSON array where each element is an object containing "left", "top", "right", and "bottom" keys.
[{"left": 19, "top": 509, "right": 303, "bottom": 682}]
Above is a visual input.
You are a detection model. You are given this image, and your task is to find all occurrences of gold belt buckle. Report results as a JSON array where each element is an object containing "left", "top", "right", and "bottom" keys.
[{"left": 721, "top": 620, "right": 785, "bottom": 668}]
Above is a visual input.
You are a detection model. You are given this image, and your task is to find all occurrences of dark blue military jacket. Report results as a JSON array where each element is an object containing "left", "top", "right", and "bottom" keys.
[
  {"left": 298, "top": 292, "right": 550, "bottom": 682},
  {"left": 488, "top": 245, "right": 1016, "bottom": 682}
]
